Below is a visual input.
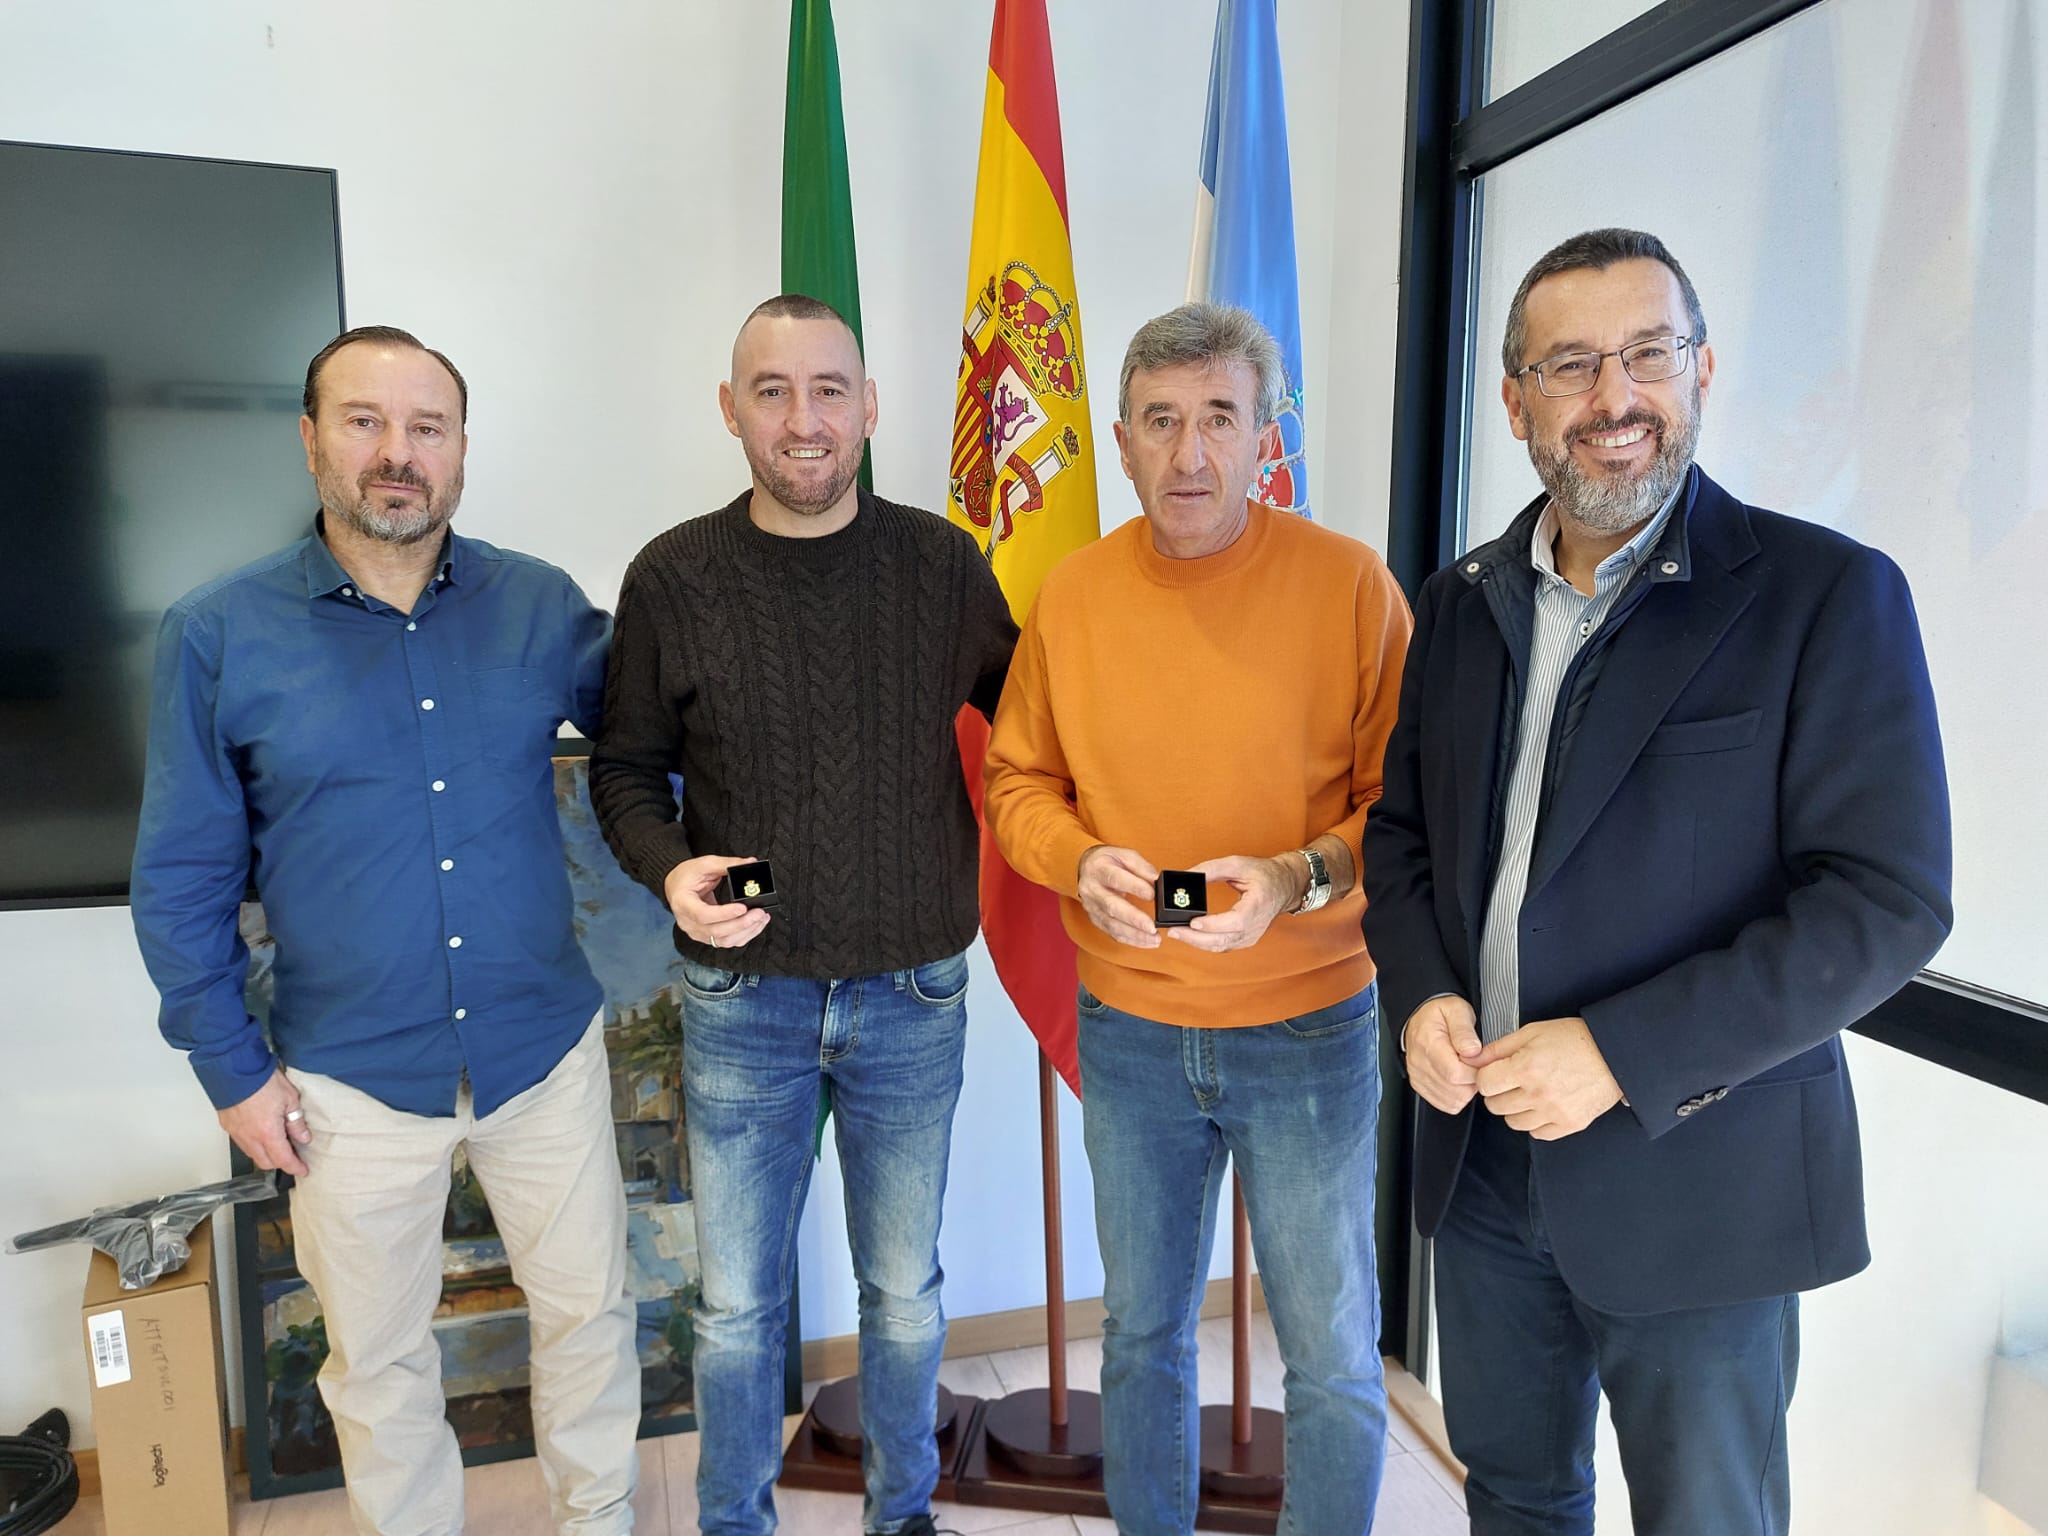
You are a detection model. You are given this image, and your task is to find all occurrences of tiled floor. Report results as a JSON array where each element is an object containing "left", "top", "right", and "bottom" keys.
[{"left": 55, "top": 1313, "right": 1465, "bottom": 1533}]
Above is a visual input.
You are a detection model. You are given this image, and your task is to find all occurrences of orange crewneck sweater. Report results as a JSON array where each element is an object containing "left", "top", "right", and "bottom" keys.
[{"left": 985, "top": 503, "right": 1413, "bottom": 1029}]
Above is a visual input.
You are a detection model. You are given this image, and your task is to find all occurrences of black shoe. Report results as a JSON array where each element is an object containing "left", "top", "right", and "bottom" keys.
[{"left": 876, "top": 1518, "right": 960, "bottom": 1536}]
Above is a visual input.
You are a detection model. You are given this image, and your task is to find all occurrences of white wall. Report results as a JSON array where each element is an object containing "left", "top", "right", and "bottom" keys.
[
  {"left": 0, "top": 0, "right": 1412, "bottom": 1445},
  {"left": 1317, "top": 0, "right": 1410, "bottom": 554}
]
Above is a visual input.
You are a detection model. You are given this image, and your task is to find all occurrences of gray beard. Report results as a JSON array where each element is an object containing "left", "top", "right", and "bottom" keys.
[
  {"left": 321, "top": 466, "right": 462, "bottom": 546},
  {"left": 330, "top": 496, "right": 448, "bottom": 545},
  {"left": 1529, "top": 389, "right": 1700, "bottom": 534}
]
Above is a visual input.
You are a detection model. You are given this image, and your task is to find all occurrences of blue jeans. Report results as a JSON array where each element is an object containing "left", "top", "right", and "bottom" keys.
[
  {"left": 1077, "top": 981, "right": 1388, "bottom": 1536},
  {"left": 1434, "top": 1109, "right": 1799, "bottom": 1536},
  {"left": 680, "top": 951, "right": 970, "bottom": 1536}
]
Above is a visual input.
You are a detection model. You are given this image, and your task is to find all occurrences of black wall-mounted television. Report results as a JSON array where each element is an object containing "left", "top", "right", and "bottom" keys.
[{"left": 0, "top": 141, "right": 344, "bottom": 907}]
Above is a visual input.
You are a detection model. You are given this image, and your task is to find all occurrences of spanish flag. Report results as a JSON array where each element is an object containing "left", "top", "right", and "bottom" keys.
[{"left": 948, "top": 0, "right": 1099, "bottom": 1093}]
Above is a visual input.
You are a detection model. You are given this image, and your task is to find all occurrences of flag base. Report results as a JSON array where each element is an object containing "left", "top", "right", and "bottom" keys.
[
  {"left": 980, "top": 1386, "right": 1102, "bottom": 1477},
  {"left": 803, "top": 1376, "right": 961, "bottom": 1459},
  {"left": 953, "top": 1390, "right": 1281, "bottom": 1531},
  {"left": 777, "top": 1382, "right": 976, "bottom": 1500},
  {"left": 1198, "top": 1403, "right": 1286, "bottom": 1503}
]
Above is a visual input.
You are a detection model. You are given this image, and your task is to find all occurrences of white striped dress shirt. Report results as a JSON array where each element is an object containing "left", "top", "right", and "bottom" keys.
[{"left": 1476, "top": 487, "right": 1681, "bottom": 1045}]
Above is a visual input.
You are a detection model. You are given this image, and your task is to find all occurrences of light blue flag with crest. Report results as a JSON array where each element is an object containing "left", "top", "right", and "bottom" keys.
[{"left": 1188, "top": 0, "right": 1309, "bottom": 517}]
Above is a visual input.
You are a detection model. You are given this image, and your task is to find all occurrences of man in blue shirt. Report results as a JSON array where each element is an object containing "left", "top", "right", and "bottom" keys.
[{"left": 131, "top": 327, "right": 639, "bottom": 1536}]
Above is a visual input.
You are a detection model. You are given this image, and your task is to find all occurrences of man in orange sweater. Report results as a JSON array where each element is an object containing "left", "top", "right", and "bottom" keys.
[{"left": 985, "top": 302, "right": 1413, "bottom": 1536}]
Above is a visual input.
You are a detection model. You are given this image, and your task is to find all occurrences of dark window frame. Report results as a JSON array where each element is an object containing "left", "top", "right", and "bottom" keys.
[{"left": 1382, "top": 0, "right": 2048, "bottom": 1376}]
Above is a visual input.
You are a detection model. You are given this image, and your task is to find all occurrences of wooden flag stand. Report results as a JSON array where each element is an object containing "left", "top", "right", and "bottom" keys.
[
  {"left": 971, "top": 1053, "right": 1106, "bottom": 1474},
  {"left": 779, "top": 1052, "right": 1091, "bottom": 1505},
  {"left": 1197, "top": 1178, "right": 1285, "bottom": 1513},
  {"left": 951, "top": 1059, "right": 1284, "bottom": 1532},
  {"left": 779, "top": 1050, "right": 1284, "bottom": 1531},
  {"left": 776, "top": 1377, "right": 980, "bottom": 1502},
  {"left": 777, "top": 1137, "right": 981, "bottom": 1501}
]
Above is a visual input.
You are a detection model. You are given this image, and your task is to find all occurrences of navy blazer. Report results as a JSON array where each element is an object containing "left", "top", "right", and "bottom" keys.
[{"left": 1361, "top": 467, "right": 1952, "bottom": 1314}]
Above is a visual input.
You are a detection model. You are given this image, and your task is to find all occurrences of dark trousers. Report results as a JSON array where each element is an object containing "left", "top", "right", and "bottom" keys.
[{"left": 1433, "top": 1110, "right": 1799, "bottom": 1536}]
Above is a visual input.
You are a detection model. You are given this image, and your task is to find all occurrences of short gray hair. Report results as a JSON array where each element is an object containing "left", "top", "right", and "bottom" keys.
[
  {"left": 1118, "top": 302, "right": 1286, "bottom": 427},
  {"left": 1501, "top": 228, "right": 1708, "bottom": 376}
]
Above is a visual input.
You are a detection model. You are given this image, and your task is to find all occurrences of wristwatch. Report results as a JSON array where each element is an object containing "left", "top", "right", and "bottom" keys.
[{"left": 1290, "top": 846, "right": 1331, "bottom": 914}]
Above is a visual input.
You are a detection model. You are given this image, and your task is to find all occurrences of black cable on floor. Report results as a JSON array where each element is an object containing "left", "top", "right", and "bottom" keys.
[{"left": 0, "top": 1410, "right": 79, "bottom": 1535}]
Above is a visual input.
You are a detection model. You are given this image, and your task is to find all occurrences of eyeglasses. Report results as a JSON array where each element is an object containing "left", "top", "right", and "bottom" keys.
[{"left": 1514, "top": 335, "right": 1700, "bottom": 398}]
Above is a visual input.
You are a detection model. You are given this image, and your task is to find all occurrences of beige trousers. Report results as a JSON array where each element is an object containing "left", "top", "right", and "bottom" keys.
[{"left": 287, "top": 1017, "right": 640, "bottom": 1536}]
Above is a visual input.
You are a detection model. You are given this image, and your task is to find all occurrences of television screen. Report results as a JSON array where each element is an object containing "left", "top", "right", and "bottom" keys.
[{"left": 0, "top": 141, "right": 343, "bottom": 905}]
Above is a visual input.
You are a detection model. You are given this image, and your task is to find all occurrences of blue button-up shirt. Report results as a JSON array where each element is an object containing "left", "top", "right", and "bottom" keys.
[{"left": 131, "top": 522, "right": 610, "bottom": 1117}]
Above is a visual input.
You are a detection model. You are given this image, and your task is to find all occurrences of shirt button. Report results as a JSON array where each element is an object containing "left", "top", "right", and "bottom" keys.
[
  {"left": 448, "top": 936, "right": 462, "bottom": 948},
  {"left": 1579, "top": 621, "right": 1591, "bottom": 636},
  {"left": 340, "top": 585, "right": 353, "bottom": 597},
  {"left": 432, "top": 779, "right": 446, "bottom": 792},
  {"left": 421, "top": 698, "right": 435, "bottom": 711},
  {"left": 406, "top": 621, "right": 417, "bottom": 631},
  {"left": 454, "top": 1007, "right": 467, "bottom": 1020},
  {"left": 440, "top": 858, "right": 454, "bottom": 871}
]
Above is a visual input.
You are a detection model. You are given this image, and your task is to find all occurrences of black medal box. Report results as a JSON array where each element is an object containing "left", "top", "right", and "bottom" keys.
[
  {"left": 1153, "top": 870, "right": 1207, "bottom": 927},
  {"left": 716, "top": 860, "right": 782, "bottom": 908}
]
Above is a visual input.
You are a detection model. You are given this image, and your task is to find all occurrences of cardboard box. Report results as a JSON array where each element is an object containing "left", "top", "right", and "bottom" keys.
[{"left": 80, "top": 1216, "right": 232, "bottom": 1536}]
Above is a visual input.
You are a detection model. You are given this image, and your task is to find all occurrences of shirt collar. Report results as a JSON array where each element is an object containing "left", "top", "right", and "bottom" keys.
[
  {"left": 303, "top": 513, "right": 460, "bottom": 599},
  {"left": 1529, "top": 472, "right": 1685, "bottom": 586}
]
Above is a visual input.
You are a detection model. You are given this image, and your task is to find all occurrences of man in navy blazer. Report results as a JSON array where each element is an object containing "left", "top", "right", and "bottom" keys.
[{"left": 1362, "top": 229, "right": 1951, "bottom": 1535}]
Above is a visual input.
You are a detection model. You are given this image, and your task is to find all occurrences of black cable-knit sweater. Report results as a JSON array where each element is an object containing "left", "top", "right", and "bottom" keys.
[{"left": 590, "top": 488, "right": 1018, "bottom": 979}]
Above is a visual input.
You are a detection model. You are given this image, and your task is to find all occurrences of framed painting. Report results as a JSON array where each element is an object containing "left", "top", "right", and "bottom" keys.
[{"left": 234, "top": 754, "right": 804, "bottom": 1497}]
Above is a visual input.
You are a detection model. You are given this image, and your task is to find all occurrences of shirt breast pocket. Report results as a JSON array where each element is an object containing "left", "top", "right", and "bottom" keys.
[
  {"left": 467, "top": 665, "right": 558, "bottom": 756},
  {"left": 1639, "top": 708, "right": 1762, "bottom": 757}
]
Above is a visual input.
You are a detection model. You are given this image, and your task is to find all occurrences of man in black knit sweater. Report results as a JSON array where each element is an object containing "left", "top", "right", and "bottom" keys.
[{"left": 590, "top": 295, "right": 1016, "bottom": 1536}]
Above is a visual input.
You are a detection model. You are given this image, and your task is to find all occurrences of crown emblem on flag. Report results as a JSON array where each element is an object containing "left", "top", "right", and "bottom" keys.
[
  {"left": 991, "top": 262, "right": 1084, "bottom": 399},
  {"left": 951, "top": 261, "right": 1089, "bottom": 553}
]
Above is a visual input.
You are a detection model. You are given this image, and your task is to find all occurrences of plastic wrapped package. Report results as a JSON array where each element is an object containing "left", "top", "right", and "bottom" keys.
[{"left": 6, "top": 1171, "right": 278, "bottom": 1289}]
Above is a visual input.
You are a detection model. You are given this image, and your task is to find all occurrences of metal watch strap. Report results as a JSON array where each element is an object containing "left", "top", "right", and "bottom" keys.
[{"left": 1290, "top": 846, "right": 1331, "bottom": 914}]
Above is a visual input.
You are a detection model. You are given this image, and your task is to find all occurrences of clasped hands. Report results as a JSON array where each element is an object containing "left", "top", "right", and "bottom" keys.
[
  {"left": 1075, "top": 844, "right": 1305, "bottom": 955},
  {"left": 1402, "top": 996, "right": 1624, "bottom": 1140}
]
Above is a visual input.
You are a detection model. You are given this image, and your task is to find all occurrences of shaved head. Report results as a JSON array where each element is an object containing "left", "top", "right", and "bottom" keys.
[
  {"left": 719, "top": 298, "right": 876, "bottom": 535},
  {"left": 732, "top": 293, "right": 861, "bottom": 379}
]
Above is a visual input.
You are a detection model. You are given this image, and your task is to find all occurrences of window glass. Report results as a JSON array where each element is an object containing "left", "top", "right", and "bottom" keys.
[
  {"left": 1462, "top": 0, "right": 2046, "bottom": 1006},
  {"left": 1486, "top": 0, "right": 1665, "bottom": 101}
]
